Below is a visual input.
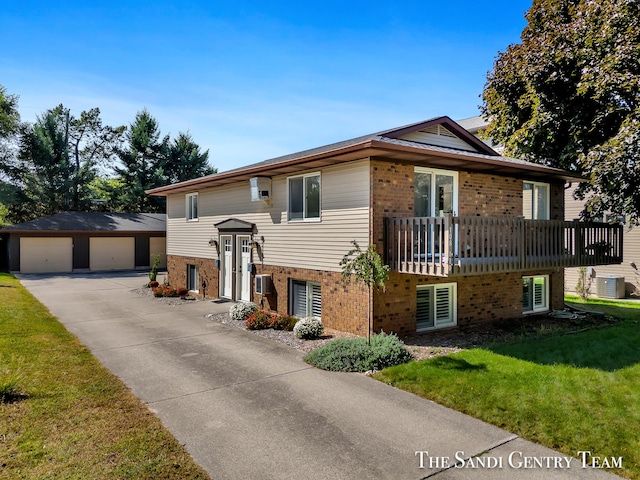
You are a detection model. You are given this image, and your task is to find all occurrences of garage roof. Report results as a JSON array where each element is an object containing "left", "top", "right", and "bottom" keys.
[{"left": 2, "top": 212, "right": 166, "bottom": 233}]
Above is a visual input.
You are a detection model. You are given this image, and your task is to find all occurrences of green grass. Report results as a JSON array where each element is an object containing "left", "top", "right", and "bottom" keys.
[
  {"left": 374, "top": 296, "right": 640, "bottom": 479},
  {"left": 0, "top": 272, "right": 210, "bottom": 479}
]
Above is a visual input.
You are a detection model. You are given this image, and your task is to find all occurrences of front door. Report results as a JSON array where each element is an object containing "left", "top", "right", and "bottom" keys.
[
  {"left": 220, "top": 234, "right": 252, "bottom": 301},
  {"left": 221, "top": 235, "right": 233, "bottom": 298},
  {"left": 236, "top": 235, "right": 251, "bottom": 302}
]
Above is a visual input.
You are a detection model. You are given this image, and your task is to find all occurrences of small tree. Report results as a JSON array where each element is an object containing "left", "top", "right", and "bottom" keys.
[
  {"left": 149, "top": 254, "right": 160, "bottom": 284},
  {"left": 340, "top": 241, "right": 390, "bottom": 342},
  {"left": 575, "top": 266, "right": 592, "bottom": 301}
]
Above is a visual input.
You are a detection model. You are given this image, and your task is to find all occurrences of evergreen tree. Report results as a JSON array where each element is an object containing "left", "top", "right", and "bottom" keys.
[
  {"left": 113, "top": 109, "right": 169, "bottom": 212},
  {"left": 165, "top": 132, "right": 215, "bottom": 184}
]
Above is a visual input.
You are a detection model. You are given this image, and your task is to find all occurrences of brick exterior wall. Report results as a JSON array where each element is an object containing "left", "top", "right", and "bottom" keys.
[
  {"left": 372, "top": 269, "right": 565, "bottom": 335},
  {"left": 255, "top": 265, "right": 369, "bottom": 335},
  {"left": 370, "top": 158, "right": 566, "bottom": 336},
  {"left": 458, "top": 172, "right": 522, "bottom": 216},
  {"left": 167, "top": 255, "right": 218, "bottom": 299},
  {"left": 167, "top": 255, "right": 369, "bottom": 335}
]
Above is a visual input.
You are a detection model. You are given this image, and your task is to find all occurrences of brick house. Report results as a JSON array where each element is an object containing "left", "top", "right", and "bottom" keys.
[{"left": 147, "top": 117, "right": 622, "bottom": 336}]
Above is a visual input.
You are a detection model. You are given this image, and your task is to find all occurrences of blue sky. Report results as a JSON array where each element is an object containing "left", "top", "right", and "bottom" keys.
[{"left": 1, "top": 0, "right": 531, "bottom": 172}]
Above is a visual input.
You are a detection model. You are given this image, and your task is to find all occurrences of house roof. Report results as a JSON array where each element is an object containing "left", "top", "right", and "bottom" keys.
[
  {"left": 147, "top": 116, "right": 586, "bottom": 196},
  {"left": 2, "top": 212, "right": 166, "bottom": 233},
  {"left": 455, "top": 115, "right": 490, "bottom": 134}
]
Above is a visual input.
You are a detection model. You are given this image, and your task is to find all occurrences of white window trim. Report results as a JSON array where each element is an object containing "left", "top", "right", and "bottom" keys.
[
  {"left": 287, "top": 172, "right": 321, "bottom": 223},
  {"left": 523, "top": 181, "right": 550, "bottom": 220},
  {"left": 290, "top": 279, "right": 322, "bottom": 318},
  {"left": 416, "top": 283, "right": 457, "bottom": 332},
  {"left": 522, "top": 274, "right": 549, "bottom": 314},
  {"left": 186, "top": 192, "right": 199, "bottom": 222},
  {"left": 414, "top": 166, "right": 458, "bottom": 216}
]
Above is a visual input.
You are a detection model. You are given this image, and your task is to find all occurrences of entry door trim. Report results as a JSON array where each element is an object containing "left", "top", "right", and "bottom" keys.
[
  {"left": 236, "top": 235, "right": 252, "bottom": 302},
  {"left": 219, "top": 233, "right": 252, "bottom": 301},
  {"left": 220, "top": 235, "right": 233, "bottom": 299}
]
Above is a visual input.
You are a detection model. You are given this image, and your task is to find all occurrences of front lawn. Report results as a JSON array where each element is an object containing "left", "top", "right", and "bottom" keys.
[
  {"left": 374, "top": 296, "right": 640, "bottom": 479},
  {"left": 0, "top": 272, "right": 210, "bottom": 479}
]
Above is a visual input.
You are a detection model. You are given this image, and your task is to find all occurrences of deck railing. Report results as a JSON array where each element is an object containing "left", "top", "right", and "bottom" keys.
[{"left": 385, "top": 216, "right": 623, "bottom": 276}]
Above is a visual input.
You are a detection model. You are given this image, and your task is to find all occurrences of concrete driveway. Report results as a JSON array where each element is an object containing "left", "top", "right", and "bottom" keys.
[{"left": 19, "top": 272, "right": 621, "bottom": 479}]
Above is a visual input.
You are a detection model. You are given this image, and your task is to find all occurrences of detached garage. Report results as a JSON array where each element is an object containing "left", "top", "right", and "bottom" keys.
[{"left": 1, "top": 212, "right": 166, "bottom": 274}]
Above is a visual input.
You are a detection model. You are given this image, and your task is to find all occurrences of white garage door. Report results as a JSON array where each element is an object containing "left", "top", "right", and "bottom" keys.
[
  {"left": 149, "top": 237, "right": 167, "bottom": 268},
  {"left": 20, "top": 237, "right": 73, "bottom": 274},
  {"left": 90, "top": 237, "right": 135, "bottom": 271}
]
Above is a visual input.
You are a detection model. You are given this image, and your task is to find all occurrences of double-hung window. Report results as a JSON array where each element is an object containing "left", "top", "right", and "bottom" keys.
[
  {"left": 522, "top": 275, "right": 549, "bottom": 313},
  {"left": 288, "top": 173, "right": 320, "bottom": 221},
  {"left": 523, "top": 182, "right": 549, "bottom": 220},
  {"left": 416, "top": 283, "right": 457, "bottom": 332},
  {"left": 186, "top": 193, "right": 198, "bottom": 221},
  {"left": 290, "top": 280, "right": 322, "bottom": 318}
]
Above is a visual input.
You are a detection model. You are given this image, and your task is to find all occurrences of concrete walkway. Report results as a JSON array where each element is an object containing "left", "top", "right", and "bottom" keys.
[{"left": 19, "top": 272, "right": 622, "bottom": 479}]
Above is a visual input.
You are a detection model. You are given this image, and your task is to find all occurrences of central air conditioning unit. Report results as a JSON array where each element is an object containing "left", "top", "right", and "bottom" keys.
[
  {"left": 255, "top": 274, "right": 272, "bottom": 295},
  {"left": 595, "top": 275, "right": 625, "bottom": 299},
  {"left": 250, "top": 177, "right": 271, "bottom": 202}
]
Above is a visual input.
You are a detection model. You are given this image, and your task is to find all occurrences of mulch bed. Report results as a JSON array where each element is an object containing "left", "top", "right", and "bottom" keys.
[{"left": 133, "top": 286, "right": 620, "bottom": 361}]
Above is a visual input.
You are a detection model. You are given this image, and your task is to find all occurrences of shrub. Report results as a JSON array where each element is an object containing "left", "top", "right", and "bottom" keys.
[
  {"left": 245, "top": 311, "right": 274, "bottom": 330},
  {"left": 148, "top": 281, "right": 159, "bottom": 289},
  {"left": 293, "top": 317, "right": 324, "bottom": 339},
  {"left": 153, "top": 285, "right": 177, "bottom": 297},
  {"left": 304, "top": 333, "right": 412, "bottom": 372},
  {"left": 229, "top": 302, "right": 258, "bottom": 321},
  {"left": 368, "top": 332, "right": 414, "bottom": 369},
  {"left": 269, "top": 315, "right": 298, "bottom": 331},
  {"left": 176, "top": 287, "right": 189, "bottom": 297}
]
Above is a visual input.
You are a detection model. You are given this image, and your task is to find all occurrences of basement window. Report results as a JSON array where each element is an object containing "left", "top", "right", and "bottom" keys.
[
  {"left": 290, "top": 280, "right": 321, "bottom": 318},
  {"left": 522, "top": 275, "right": 549, "bottom": 314},
  {"left": 416, "top": 283, "right": 457, "bottom": 332}
]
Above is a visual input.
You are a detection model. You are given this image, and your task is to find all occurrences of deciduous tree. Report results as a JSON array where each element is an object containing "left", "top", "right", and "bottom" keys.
[
  {"left": 482, "top": 0, "right": 640, "bottom": 224},
  {"left": 4, "top": 105, "right": 123, "bottom": 222}
]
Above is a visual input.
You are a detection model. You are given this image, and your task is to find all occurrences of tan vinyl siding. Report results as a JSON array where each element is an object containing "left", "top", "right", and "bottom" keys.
[
  {"left": 564, "top": 184, "right": 640, "bottom": 295},
  {"left": 167, "top": 159, "right": 370, "bottom": 272}
]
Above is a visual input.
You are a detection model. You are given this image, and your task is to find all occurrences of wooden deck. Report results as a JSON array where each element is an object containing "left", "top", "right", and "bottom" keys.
[{"left": 385, "top": 216, "right": 624, "bottom": 276}]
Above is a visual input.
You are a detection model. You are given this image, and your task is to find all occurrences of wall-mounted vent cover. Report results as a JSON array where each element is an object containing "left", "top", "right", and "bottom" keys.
[{"left": 250, "top": 177, "right": 271, "bottom": 202}]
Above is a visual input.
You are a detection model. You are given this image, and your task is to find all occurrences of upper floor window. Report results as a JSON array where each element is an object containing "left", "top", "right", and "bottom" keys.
[
  {"left": 523, "top": 181, "right": 549, "bottom": 220},
  {"left": 414, "top": 167, "right": 458, "bottom": 217},
  {"left": 288, "top": 173, "right": 320, "bottom": 221},
  {"left": 186, "top": 193, "right": 198, "bottom": 221}
]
